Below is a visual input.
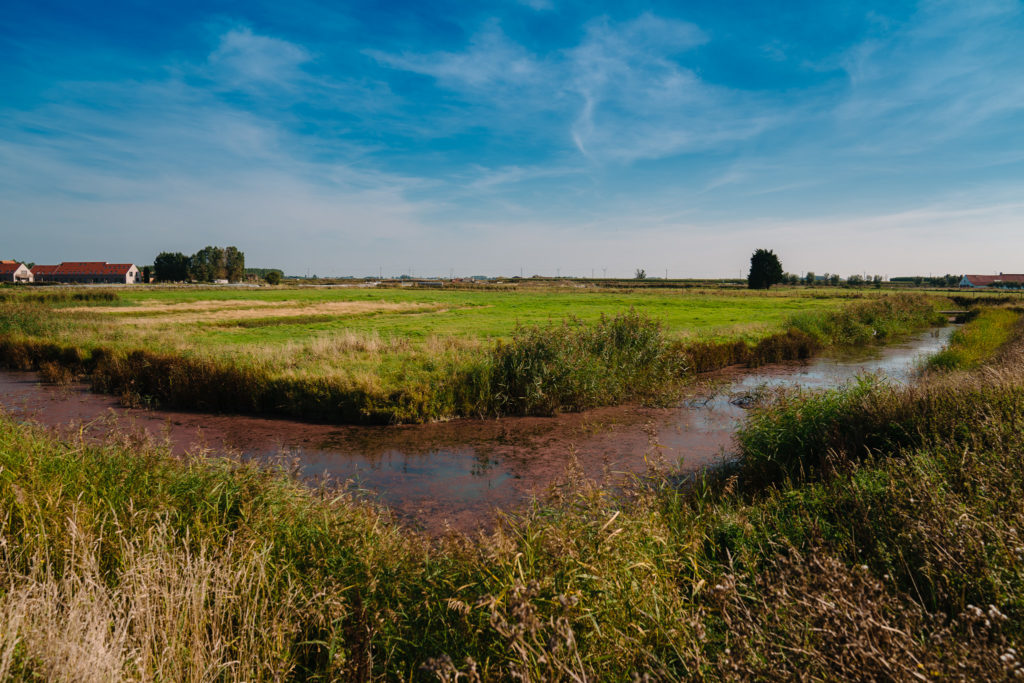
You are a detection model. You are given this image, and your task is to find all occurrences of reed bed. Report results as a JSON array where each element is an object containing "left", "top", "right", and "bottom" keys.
[{"left": 0, "top": 309, "right": 1022, "bottom": 679}]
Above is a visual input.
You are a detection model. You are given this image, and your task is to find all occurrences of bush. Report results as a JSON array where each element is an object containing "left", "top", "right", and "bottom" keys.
[{"left": 482, "top": 310, "right": 685, "bottom": 416}]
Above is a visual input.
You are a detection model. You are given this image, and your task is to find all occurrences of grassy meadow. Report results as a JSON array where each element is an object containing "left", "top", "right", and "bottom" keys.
[
  {"left": 0, "top": 299, "right": 1021, "bottom": 679},
  {"left": 0, "top": 284, "right": 953, "bottom": 422}
]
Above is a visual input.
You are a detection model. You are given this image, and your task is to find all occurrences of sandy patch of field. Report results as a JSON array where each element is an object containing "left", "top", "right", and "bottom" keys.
[
  {"left": 65, "top": 300, "right": 440, "bottom": 324},
  {"left": 66, "top": 299, "right": 300, "bottom": 314}
]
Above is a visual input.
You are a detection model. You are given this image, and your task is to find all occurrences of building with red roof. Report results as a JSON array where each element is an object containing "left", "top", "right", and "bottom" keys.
[
  {"left": 30, "top": 262, "right": 141, "bottom": 284},
  {"left": 0, "top": 260, "right": 33, "bottom": 283},
  {"left": 959, "top": 274, "right": 1024, "bottom": 289}
]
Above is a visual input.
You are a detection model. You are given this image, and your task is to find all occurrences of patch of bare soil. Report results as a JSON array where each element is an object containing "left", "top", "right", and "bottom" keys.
[{"left": 65, "top": 300, "right": 440, "bottom": 324}]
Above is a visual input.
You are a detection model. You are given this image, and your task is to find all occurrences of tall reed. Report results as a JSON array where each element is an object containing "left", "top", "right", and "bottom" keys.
[{"left": 1, "top": 310, "right": 1023, "bottom": 678}]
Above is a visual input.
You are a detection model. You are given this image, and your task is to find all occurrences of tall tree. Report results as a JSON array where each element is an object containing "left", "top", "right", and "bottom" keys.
[
  {"left": 747, "top": 249, "right": 785, "bottom": 290},
  {"left": 189, "top": 246, "right": 226, "bottom": 282},
  {"left": 153, "top": 252, "right": 190, "bottom": 282},
  {"left": 224, "top": 246, "right": 245, "bottom": 283}
]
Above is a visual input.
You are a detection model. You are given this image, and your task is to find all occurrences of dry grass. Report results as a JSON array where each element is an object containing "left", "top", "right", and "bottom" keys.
[
  {"left": 64, "top": 299, "right": 291, "bottom": 314},
  {"left": 0, "top": 516, "right": 325, "bottom": 682},
  {"left": 70, "top": 300, "right": 440, "bottom": 325}
]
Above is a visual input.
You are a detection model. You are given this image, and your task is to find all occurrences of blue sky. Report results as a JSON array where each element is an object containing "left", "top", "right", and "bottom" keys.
[{"left": 2, "top": 0, "right": 1022, "bottom": 277}]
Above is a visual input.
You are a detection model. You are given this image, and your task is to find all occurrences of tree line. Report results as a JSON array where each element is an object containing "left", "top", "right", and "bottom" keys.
[
  {"left": 747, "top": 249, "right": 960, "bottom": 290},
  {"left": 153, "top": 246, "right": 245, "bottom": 283}
]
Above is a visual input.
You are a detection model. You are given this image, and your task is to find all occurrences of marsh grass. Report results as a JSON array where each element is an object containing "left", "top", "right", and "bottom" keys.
[
  {"left": 481, "top": 310, "right": 684, "bottom": 415},
  {"left": 1, "top": 309, "right": 1023, "bottom": 678},
  {"left": 926, "top": 307, "right": 1021, "bottom": 371}
]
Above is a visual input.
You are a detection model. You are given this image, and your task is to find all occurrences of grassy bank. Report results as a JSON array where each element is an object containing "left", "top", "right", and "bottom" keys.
[
  {"left": 0, "top": 293, "right": 942, "bottom": 422},
  {"left": 1, "top": 308, "right": 1020, "bottom": 679},
  {"left": 926, "top": 306, "right": 1021, "bottom": 371}
]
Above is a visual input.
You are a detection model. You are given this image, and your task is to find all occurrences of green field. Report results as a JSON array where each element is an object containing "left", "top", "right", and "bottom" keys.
[
  {"left": 0, "top": 284, "right": 948, "bottom": 422},
  {"left": 7, "top": 285, "right": 893, "bottom": 364}
]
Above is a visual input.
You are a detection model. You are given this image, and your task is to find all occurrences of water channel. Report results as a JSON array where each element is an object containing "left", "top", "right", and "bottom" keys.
[{"left": 0, "top": 326, "right": 954, "bottom": 532}]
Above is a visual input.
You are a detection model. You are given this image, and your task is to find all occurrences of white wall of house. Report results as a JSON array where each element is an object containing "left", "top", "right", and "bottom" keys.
[{"left": 1, "top": 264, "right": 33, "bottom": 283}]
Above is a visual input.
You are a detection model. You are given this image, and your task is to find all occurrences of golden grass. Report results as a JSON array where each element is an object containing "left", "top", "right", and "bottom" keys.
[
  {"left": 0, "top": 515, "right": 315, "bottom": 682},
  {"left": 67, "top": 300, "right": 440, "bottom": 325},
  {"left": 65, "top": 299, "right": 290, "bottom": 314}
]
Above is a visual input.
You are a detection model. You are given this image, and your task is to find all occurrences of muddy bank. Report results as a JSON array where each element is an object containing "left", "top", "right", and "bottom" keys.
[{"left": 0, "top": 327, "right": 953, "bottom": 532}]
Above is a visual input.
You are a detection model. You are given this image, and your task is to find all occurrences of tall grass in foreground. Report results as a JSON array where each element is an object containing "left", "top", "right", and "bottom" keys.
[{"left": 1, "top": 312, "right": 1022, "bottom": 679}]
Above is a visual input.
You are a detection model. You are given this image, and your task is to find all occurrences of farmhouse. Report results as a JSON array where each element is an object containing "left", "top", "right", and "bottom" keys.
[
  {"left": 31, "top": 262, "right": 142, "bottom": 284},
  {"left": 0, "top": 261, "right": 33, "bottom": 283},
  {"left": 959, "top": 273, "right": 1024, "bottom": 289}
]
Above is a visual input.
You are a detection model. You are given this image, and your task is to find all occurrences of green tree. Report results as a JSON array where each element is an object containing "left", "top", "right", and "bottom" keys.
[
  {"left": 224, "top": 246, "right": 245, "bottom": 283},
  {"left": 153, "top": 252, "right": 190, "bottom": 282},
  {"left": 189, "top": 246, "right": 226, "bottom": 282},
  {"left": 264, "top": 270, "right": 282, "bottom": 285},
  {"left": 634, "top": 268, "right": 647, "bottom": 280},
  {"left": 747, "top": 249, "right": 784, "bottom": 290},
  {"left": 804, "top": 271, "right": 816, "bottom": 285}
]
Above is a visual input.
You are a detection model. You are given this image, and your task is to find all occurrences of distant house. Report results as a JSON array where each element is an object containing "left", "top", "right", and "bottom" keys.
[
  {"left": 0, "top": 261, "right": 33, "bottom": 283},
  {"left": 31, "top": 262, "right": 142, "bottom": 284},
  {"left": 959, "top": 273, "right": 1024, "bottom": 288}
]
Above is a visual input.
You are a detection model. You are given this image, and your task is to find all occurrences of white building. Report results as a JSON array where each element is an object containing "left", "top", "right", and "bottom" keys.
[{"left": 0, "top": 261, "right": 33, "bottom": 283}]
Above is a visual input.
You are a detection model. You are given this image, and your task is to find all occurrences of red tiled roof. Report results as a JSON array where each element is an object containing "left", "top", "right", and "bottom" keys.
[
  {"left": 30, "top": 262, "right": 136, "bottom": 276},
  {"left": 963, "top": 274, "right": 1024, "bottom": 286},
  {"left": 0, "top": 262, "right": 27, "bottom": 274}
]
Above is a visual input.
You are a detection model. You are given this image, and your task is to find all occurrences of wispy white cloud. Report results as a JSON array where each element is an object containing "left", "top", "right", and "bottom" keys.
[
  {"left": 366, "top": 21, "right": 543, "bottom": 91},
  {"left": 566, "top": 14, "right": 779, "bottom": 162},
  {"left": 369, "top": 13, "right": 783, "bottom": 164},
  {"left": 207, "top": 27, "right": 312, "bottom": 90},
  {"left": 835, "top": 0, "right": 1024, "bottom": 151}
]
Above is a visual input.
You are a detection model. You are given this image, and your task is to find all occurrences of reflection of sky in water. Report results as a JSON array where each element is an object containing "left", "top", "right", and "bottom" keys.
[
  {"left": 732, "top": 327, "right": 952, "bottom": 392},
  {"left": 294, "top": 447, "right": 513, "bottom": 502}
]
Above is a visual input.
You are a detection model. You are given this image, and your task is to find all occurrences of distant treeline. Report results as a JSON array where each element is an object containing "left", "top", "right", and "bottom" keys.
[
  {"left": 244, "top": 268, "right": 283, "bottom": 284},
  {"left": 890, "top": 274, "right": 962, "bottom": 287},
  {"left": 153, "top": 246, "right": 245, "bottom": 283}
]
